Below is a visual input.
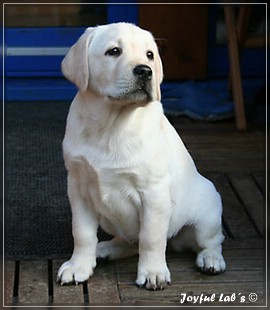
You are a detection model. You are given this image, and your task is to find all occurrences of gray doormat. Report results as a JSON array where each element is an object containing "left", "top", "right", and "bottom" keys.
[{"left": 5, "top": 101, "right": 110, "bottom": 260}]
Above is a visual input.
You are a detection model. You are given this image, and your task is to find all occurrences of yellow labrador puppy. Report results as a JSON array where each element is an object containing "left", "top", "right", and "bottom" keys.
[{"left": 57, "top": 23, "right": 226, "bottom": 290}]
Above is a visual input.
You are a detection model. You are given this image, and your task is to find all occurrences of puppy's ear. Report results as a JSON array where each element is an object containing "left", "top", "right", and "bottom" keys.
[
  {"left": 157, "top": 53, "right": 164, "bottom": 85},
  {"left": 61, "top": 27, "right": 95, "bottom": 92},
  {"left": 155, "top": 49, "right": 164, "bottom": 101}
]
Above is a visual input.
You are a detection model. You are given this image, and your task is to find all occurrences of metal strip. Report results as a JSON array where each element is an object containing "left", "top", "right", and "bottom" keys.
[{"left": 7, "top": 47, "right": 69, "bottom": 56}]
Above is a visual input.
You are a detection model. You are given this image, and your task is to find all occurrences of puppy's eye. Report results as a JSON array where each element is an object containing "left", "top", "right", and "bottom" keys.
[
  {"left": 105, "top": 47, "right": 122, "bottom": 57},
  {"left": 146, "top": 51, "right": 154, "bottom": 60}
]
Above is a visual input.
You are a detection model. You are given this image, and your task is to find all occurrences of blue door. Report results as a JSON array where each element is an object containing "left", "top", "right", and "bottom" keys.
[
  {"left": 4, "top": 2, "right": 138, "bottom": 101},
  {"left": 5, "top": 3, "right": 266, "bottom": 103}
]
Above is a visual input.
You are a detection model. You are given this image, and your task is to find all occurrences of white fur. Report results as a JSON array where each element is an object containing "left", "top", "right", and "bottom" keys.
[{"left": 57, "top": 23, "right": 226, "bottom": 290}]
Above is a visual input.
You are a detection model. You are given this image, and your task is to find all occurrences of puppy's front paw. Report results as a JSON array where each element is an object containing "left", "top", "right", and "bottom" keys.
[
  {"left": 136, "top": 263, "right": 171, "bottom": 290},
  {"left": 196, "top": 249, "right": 226, "bottom": 275},
  {"left": 57, "top": 257, "right": 96, "bottom": 285}
]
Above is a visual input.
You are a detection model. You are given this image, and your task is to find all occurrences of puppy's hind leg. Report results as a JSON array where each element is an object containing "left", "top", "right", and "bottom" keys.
[
  {"left": 194, "top": 217, "right": 226, "bottom": 275},
  {"left": 97, "top": 237, "right": 138, "bottom": 261}
]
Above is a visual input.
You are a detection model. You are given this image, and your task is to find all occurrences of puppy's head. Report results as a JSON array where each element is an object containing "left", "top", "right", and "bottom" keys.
[{"left": 61, "top": 23, "right": 163, "bottom": 103}]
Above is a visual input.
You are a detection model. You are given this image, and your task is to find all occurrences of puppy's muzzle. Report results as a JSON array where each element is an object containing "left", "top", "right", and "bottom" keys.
[{"left": 133, "top": 65, "right": 152, "bottom": 83}]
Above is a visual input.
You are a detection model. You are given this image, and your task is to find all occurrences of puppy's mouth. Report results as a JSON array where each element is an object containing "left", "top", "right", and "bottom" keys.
[
  {"left": 108, "top": 86, "right": 152, "bottom": 103},
  {"left": 131, "top": 87, "right": 152, "bottom": 100}
]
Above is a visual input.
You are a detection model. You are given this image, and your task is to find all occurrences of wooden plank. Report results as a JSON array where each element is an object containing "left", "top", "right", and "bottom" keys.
[
  {"left": 223, "top": 237, "right": 264, "bottom": 249},
  {"left": 252, "top": 171, "right": 266, "bottom": 195},
  {"left": 179, "top": 126, "right": 264, "bottom": 143},
  {"left": 175, "top": 121, "right": 264, "bottom": 172},
  {"left": 168, "top": 256, "right": 264, "bottom": 271},
  {"left": 236, "top": 6, "right": 252, "bottom": 51},
  {"left": 223, "top": 247, "right": 264, "bottom": 259},
  {"left": 168, "top": 257, "right": 263, "bottom": 273},
  {"left": 220, "top": 257, "right": 263, "bottom": 271},
  {"left": 119, "top": 282, "right": 264, "bottom": 304},
  {"left": 171, "top": 269, "right": 264, "bottom": 285},
  {"left": 227, "top": 172, "right": 264, "bottom": 237},
  {"left": 88, "top": 262, "right": 120, "bottom": 303},
  {"left": 115, "top": 248, "right": 264, "bottom": 285},
  {"left": 224, "top": 5, "right": 246, "bottom": 130},
  {"left": 228, "top": 6, "right": 252, "bottom": 93},
  {"left": 117, "top": 269, "right": 263, "bottom": 285},
  {"left": 209, "top": 173, "right": 259, "bottom": 239},
  {"left": 18, "top": 260, "right": 48, "bottom": 304},
  {"left": 186, "top": 152, "right": 263, "bottom": 174},
  {"left": 115, "top": 242, "right": 264, "bottom": 275},
  {"left": 4, "top": 260, "right": 15, "bottom": 305},
  {"left": 53, "top": 260, "right": 85, "bottom": 304},
  {"left": 116, "top": 249, "right": 264, "bottom": 285}
]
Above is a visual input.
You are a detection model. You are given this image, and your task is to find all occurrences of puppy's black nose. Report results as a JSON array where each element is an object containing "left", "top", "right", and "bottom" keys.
[{"left": 133, "top": 65, "right": 152, "bottom": 81}]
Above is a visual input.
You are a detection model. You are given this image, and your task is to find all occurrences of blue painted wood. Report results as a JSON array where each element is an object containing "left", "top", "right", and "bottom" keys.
[
  {"left": 107, "top": 2, "right": 138, "bottom": 24},
  {"left": 5, "top": 28, "right": 86, "bottom": 79},
  {"left": 6, "top": 78, "right": 77, "bottom": 101},
  {"left": 5, "top": 3, "right": 266, "bottom": 101},
  {"left": 6, "top": 56, "right": 64, "bottom": 76},
  {"left": 5, "top": 27, "right": 85, "bottom": 47},
  {"left": 5, "top": 2, "right": 140, "bottom": 100}
]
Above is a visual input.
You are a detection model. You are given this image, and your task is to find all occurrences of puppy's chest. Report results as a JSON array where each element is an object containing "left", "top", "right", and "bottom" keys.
[
  {"left": 72, "top": 154, "right": 143, "bottom": 213},
  {"left": 101, "top": 168, "right": 142, "bottom": 211},
  {"left": 78, "top": 159, "right": 142, "bottom": 238}
]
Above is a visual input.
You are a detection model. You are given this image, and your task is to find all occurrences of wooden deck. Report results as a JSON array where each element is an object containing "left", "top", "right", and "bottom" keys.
[{"left": 4, "top": 117, "right": 266, "bottom": 306}]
